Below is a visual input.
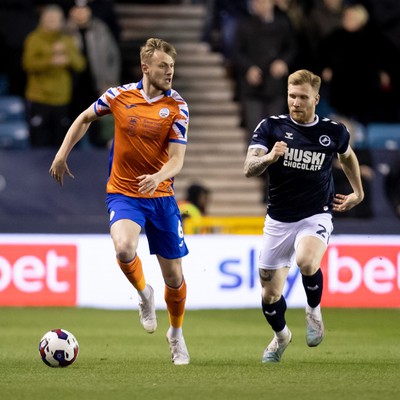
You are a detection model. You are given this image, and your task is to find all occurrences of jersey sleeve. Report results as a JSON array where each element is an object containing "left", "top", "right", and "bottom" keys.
[
  {"left": 169, "top": 91, "right": 189, "bottom": 145},
  {"left": 249, "top": 118, "right": 269, "bottom": 152},
  {"left": 93, "top": 86, "right": 121, "bottom": 116},
  {"left": 337, "top": 123, "right": 351, "bottom": 154}
]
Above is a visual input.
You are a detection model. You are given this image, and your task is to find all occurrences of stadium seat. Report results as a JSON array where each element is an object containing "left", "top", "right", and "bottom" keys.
[
  {"left": 366, "top": 123, "right": 400, "bottom": 150},
  {"left": 0, "top": 121, "right": 30, "bottom": 149},
  {"left": 0, "top": 74, "right": 9, "bottom": 96},
  {"left": 0, "top": 96, "right": 26, "bottom": 122}
]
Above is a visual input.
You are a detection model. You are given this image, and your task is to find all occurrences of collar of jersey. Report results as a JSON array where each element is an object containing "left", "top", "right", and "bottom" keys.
[
  {"left": 137, "top": 79, "right": 172, "bottom": 97},
  {"left": 289, "top": 114, "right": 319, "bottom": 127}
]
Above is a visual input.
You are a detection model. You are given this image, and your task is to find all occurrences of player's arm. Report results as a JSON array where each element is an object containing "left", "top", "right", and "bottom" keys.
[
  {"left": 138, "top": 142, "right": 186, "bottom": 196},
  {"left": 49, "top": 104, "right": 99, "bottom": 186},
  {"left": 333, "top": 147, "right": 365, "bottom": 212},
  {"left": 244, "top": 141, "right": 287, "bottom": 177}
]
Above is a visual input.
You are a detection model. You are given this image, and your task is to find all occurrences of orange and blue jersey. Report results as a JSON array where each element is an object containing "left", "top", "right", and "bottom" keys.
[{"left": 94, "top": 80, "right": 189, "bottom": 198}]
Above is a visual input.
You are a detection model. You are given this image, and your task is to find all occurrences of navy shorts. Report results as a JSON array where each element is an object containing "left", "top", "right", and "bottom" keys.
[{"left": 106, "top": 193, "right": 189, "bottom": 259}]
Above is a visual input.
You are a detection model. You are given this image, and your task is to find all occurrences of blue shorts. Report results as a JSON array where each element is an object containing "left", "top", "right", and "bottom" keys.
[{"left": 106, "top": 194, "right": 188, "bottom": 259}]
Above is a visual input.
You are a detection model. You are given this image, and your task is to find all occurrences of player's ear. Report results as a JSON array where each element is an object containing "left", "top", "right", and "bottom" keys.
[
  {"left": 315, "top": 94, "right": 320, "bottom": 105},
  {"left": 142, "top": 63, "right": 149, "bottom": 74}
]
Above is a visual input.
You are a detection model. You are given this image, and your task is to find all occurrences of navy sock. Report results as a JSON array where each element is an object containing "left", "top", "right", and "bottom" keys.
[
  {"left": 302, "top": 268, "right": 323, "bottom": 308},
  {"left": 262, "top": 296, "right": 287, "bottom": 332}
]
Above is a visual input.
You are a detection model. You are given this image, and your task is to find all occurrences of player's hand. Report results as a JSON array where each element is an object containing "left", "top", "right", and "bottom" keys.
[
  {"left": 268, "top": 141, "right": 287, "bottom": 164},
  {"left": 49, "top": 158, "right": 74, "bottom": 186},
  {"left": 333, "top": 193, "right": 363, "bottom": 213},
  {"left": 137, "top": 174, "right": 159, "bottom": 196}
]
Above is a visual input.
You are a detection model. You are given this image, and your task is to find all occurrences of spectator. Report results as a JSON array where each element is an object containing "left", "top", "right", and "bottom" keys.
[
  {"left": 232, "top": 0, "right": 297, "bottom": 140},
  {"left": 361, "top": 0, "right": 400, "bottom": 122},
  {"left": 0, "top": 0, "right": 38, "bottom": 97},
  {"left": 274, "top": 0, "right": 315, "bottom": 71},
  {"left": 34, "top": 0, "right": 122, "bottom": 41},
  {"left": 306, "top": 0, "right": 344, "bottom": 71},
  {"left": 65, "top": 0, "right": 121, "bottom": 147},
  {"left": 87, "top": 0, "right": 121, "bottom": 42},
  {"left": 202, "top": 0, "right": 249, "bottom": 62},
  {"left": 232, "top": 0, "right": 297, "bottom": 206},
  {"left": 318, "top": 4, "right": 395, "bottom": 124},
  {"left": 22, "top": 4, "right": 86, "bottom": 147},
  {"left": 331, "top": 115, "right": 374, "bottom": 218},
  {"left": 178, "top": 183, "right": 210, "bottom": 232}
]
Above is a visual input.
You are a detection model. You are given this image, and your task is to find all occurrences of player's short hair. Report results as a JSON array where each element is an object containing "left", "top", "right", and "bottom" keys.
[
  {"left": 140, "top": 38, "right": 177, "bottom": 64},
  {"left": 288, "top": 69, "right": 321, "bottom": 93}
]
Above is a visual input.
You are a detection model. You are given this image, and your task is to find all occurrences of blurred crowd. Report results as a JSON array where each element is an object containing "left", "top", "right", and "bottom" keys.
[
  {"left": 202, "top": 0, "right": 400, "bottom": 219},
  {"left": 0, "top": 0, "right": 399, "bottom": 219},
  {"left": 0, "top": 0, "right": 121, "bottom": 148},
  {"left": 1, "top": 0, "right": 399, "bottom": 147},
  {"left": 203, "top": 0, "right": 400, "bottom": 129}
]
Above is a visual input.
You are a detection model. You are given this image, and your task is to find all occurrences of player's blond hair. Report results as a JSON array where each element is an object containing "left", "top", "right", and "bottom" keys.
[
  {"left": 288, "top": 69, "right": 321, "bottom": 93},
  {"left": 140, "top": 38, "right": 177, "bottom": 63}
]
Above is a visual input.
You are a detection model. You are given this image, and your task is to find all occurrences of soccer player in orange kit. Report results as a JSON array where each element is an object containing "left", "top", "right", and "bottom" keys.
[{"left": 49, "top": 38, "right": 190, "bottom": 365}]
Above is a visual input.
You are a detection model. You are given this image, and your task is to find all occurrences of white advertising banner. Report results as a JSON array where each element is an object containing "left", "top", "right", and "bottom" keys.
[{"left": 0, "top": 234, "right": 399, "bottom": 309}]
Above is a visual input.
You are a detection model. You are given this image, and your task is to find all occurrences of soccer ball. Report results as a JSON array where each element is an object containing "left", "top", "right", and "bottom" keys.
[{"left": 39, "top": 329, "right": 79, "bottom": 368}]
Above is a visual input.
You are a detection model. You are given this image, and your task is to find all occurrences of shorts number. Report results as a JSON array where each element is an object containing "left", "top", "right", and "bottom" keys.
[
  {"left": 316, "top": 224, "right": 328, "bottom": 239},
  {"left": 178, "top": 220, "right": 184, "bottom": 238}
]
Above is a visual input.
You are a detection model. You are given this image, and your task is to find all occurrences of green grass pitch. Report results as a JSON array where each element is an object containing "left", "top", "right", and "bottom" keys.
[{"left": 0, "top": 307, "right": 399, "bottom": 400}]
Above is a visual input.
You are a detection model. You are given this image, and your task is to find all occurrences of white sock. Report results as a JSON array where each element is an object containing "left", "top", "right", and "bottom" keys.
[
  {"left": 138, "top": 285, "right": 151, "bottom": 301},
  {"left": 276, "top": 325, "right": 289, "bottom": 340},
  {"left": 306, "top": 304, "right": 321, "bottom": 316},
  {"left": 168, "top": 327, "right": 183, "bottom": 339}
]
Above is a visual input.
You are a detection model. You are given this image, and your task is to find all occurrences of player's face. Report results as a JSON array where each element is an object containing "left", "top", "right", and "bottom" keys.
[
  {"left": 143, "top": 50, "right": 175, "bottom": 95},
  {"left": 287, "top": 83, "right": 319, "bottom": 124}
]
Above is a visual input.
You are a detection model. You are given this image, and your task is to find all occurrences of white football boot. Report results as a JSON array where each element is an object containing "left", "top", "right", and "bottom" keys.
[
  {"left": 166, "top": 330, "right": 190, "bottom": 365},
  {"left": 262, "top": 328, "right": 292, "bottom": 363},
  {"left": 306, "top": 306, "right": 324, "bottom": 347},
  {"left": 138, "top": 285, "right": 157, "bottom": 333}
]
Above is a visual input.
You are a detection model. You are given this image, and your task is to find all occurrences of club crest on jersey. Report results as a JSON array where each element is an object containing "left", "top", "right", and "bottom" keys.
[
  {"left": 159, "top": 108, "right": 170, "bottom": 118},
  {"left": 319, "top": 135, "right": 331, "bottom": 146}
]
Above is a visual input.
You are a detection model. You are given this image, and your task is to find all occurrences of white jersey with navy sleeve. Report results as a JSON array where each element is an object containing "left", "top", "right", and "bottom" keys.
[{"left": 249, "top": 114, "right": 350, "bottom": 222}]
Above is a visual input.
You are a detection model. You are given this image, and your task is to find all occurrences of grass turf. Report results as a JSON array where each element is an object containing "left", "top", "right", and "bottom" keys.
[{"left": 0, "top": 307, "right": 399, "bottom": 400}]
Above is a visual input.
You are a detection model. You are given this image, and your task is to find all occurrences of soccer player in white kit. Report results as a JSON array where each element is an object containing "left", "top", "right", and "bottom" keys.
[{"left": 244, "top": 69, "right": 364, "bottom": 362}]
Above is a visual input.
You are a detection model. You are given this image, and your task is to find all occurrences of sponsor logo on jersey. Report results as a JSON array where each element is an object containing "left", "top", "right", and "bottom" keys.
[
  {"left": 283, "top": 148, "right": 326, "bottom": 171},
  {"left": 284, "top": 132, "right": 294, "bottom": 140}
]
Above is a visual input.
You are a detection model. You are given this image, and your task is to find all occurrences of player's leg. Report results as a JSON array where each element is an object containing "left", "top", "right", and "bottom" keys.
[
  {"left": 110, "top": 218, "right": 157, "bottom": 333},
  {"left": 147, "top": 196, "right": 189, "bottom": 364},
  {"left": 107, "top": 194, "right": 156, "bottom": 333},
  {"left": 296, "top": 234, "right": 329, "bottom": 347},
  {"left": 158, "top": 255, "right": 189, "bottom": 365},
  {"left": 260, "top": 267, "right": 292, "bottom": 363},
  {"left": 258, "top": 216, "right": 296, "bottom": 362}
]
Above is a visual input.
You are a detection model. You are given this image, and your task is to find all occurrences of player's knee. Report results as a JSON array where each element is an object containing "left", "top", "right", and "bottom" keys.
[
  {"left": 297, "top": 259, "right": 319, "bottom": 276},
  {"left": 162, "top": 267, "right": 183, "bottom": 288},
  {"left": 114, "top": 240, "right": 137, "bottom": 262},
  {"left": 261, "top": 288, "right": 281, "bottom": 304}
]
